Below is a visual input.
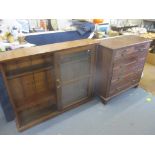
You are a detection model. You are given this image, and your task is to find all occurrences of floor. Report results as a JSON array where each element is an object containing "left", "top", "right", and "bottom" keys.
[
  {"left": 0, "top": 87, "right": 155, "bottom": 135},
  {"left": 140, "top": 63, "right": 155, "bottom": 95}
]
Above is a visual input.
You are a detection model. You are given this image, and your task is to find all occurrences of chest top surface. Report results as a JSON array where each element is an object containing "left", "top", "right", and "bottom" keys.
[{"left": 100, "top": 35, "right": 152, "bottom": 50}]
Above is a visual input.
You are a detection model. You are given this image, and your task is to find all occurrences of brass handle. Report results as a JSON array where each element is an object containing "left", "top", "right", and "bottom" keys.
[
  {"left": 87, "top": 50, "right": 91, "bottom": 54},
  {"left": 56, "top": 79, "right": 61, "bottom": 88},
  {"left": 116, "top": 87, "right": 121, "bottom": 91},
  {"left": 139, "top": 48, "right": 146, "bottom": 52},
  {"left": 87, "top": 50, "right": 95, "bottom": 56}
]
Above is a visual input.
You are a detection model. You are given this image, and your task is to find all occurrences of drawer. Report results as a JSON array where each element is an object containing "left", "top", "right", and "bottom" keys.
[
  {"left": 112, "top": 57, "right": 138, "bottom": 81},
  {"left": 112, "top": 66, "right": 123, "bottom": 80},
  {"left": 134, "top": 42, "right": 150, "bottom": 52},
  {"left": 111, "top": 72, "right": 141, "bottom": 88},
  {"left": 114, "top": 46, "right": 135, "bottom": 60},
  {"left": 121, "top": 59, "right": 145, "bottom": 76},
  {"left": 112, "top": 56, "right": 146, "bottom": 81},
  {"left": 109, "top": 72, "right": 141, "bottom": 96},
  {"left": 109, "top": 81, "right": 131, "bottom": 96},
  {"left": 114, "top": 43, "right": 149, "bottom": 61},
  {"left": 113, "top": 54, "right": 138, "bottom": 67}
]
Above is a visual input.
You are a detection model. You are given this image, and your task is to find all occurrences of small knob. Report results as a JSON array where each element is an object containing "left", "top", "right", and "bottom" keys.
[
  {"left": 121, "top": 53, "right": 125, "bottom": 57},
  {"left": 116, "top": 88, "right": 121, "bottom": 91},
  {"left": 56, "top": 79, "right": 61, "bottom": 88}
]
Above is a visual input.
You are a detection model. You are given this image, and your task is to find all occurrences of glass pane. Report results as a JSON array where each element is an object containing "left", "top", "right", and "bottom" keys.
[
  {"left": 61, "top": 78, "right": 89, "bottom": 107},
  {"left": 60, "top": 51, "right": 91, "bottom": 82}
]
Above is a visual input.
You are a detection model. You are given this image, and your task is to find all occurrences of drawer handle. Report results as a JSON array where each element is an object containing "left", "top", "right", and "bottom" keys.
[
  {"left": 56, "top": 79, "right": 61, "bottom": 88},
  {"left": 139, "top": 48, "right": 146, "bottom": 52},
  {"left": 87, "top": 50, "right": 92, "bottom": 54},
  {"left": 87, "top": 50, "right": 94, "bottom": 55},
  {"left": 116, "top": 88, "right": 121, "bottom": 91},
  {"left": 132, "top": 79, "right": 136, "bottom": 82}
]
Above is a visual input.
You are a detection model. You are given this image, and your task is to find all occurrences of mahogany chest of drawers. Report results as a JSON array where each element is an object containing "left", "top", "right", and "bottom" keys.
[{"left": 96, "top": 35, "right": 151, "bottom": 103}]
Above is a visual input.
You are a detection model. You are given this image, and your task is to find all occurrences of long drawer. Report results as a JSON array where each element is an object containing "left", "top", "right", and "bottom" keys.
[
  {"left": 112, "top": 44, "right": 147, "bottom": 81},
  {"left": 112, "top": 57, "right": 145, "bottom": 81},
  {"left": 109, "top": 72, "right": 142, "bottom": 96}
]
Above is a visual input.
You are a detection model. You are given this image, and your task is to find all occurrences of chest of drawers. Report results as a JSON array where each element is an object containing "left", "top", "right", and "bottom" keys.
[{"left": 96, "top": 35, "right": 151, "bottom": 103}]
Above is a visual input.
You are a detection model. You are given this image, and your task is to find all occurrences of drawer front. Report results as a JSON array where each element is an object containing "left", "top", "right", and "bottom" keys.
[
  {"left": 134, "top": 42, "right": 150, "bottom": 52},
  {"left": 112, "top": 44, "right": 148, "bottom": 81},
  {"left": 109, "top": 72, "right": 142, "bottom": 96},
  {"left": 112, "top": 57, "right": 140, "bottom": 81},
  {"left": 114, "top": 42, "right": 149, "bottom": 60},
  {"left": 113, "top": 59, "right": 145, "bottom": 81},
  {"left": 114, "top": 46, "right": 135, "bottom": 60}
]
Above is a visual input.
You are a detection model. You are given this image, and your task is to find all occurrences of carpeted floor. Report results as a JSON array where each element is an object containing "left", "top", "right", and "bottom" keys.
[{"left": 0, "top": 87, "right": 155, "bottom": 135}]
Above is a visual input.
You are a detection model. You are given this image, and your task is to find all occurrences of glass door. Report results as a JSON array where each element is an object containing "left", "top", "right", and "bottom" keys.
[{"left": 54, "top": 45, "right": 96, "bottom": 110}]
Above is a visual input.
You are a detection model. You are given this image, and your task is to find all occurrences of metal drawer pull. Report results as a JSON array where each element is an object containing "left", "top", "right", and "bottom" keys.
[
  {"left": 56, "top": 79, "right": 61, "bottom": 88},
  {"left": 87, "top": 50, "right": 91, "bottom": 54},
  {"left": 87, "top": 50, "right": 94, "bottom": 55},
  {"left": 138, "top": 48, "right": 146, "bottom": 52},
  {"left": 116, "top": 87, "right": 121, "bottom": 91}
]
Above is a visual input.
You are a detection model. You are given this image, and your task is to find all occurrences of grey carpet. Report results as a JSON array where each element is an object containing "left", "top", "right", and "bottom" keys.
[{"left": 0, "top": 87, "right": 155, "bottom": 135}]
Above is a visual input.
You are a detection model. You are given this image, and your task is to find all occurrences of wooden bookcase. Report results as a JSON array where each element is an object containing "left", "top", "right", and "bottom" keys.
[
  {"left": 1, "top": 54, "right": 57, "bottom": 130},
  {"left": 0, "top": 44, "right": 96, "bottom": 131}
]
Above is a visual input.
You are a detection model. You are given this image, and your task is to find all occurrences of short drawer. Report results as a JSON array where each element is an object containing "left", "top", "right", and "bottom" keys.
[
  {"left": 114, "top": 43, "right": 149, "bottom": 61},
  {"left": 114, "top": 46, "right": 135, "bottom": 60},
  {"left": 134, "top": 42, "right": 150, "bottom": 52},
  {"left": 113, "top": 55, "right": 138, "bottom": 67}
]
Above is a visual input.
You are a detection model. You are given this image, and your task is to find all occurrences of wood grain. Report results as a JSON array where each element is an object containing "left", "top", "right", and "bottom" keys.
[
  {"left": 0, "top": 39, "right": 99, "bottom": 63},
  {"left": 100, "top": 35, "right": 151, "bottom": 50}
]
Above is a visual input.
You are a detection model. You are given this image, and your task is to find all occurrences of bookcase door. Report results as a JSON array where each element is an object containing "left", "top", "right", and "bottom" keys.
[{"left": 54, "top": 45, "right": 96, "bottom": 110}]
